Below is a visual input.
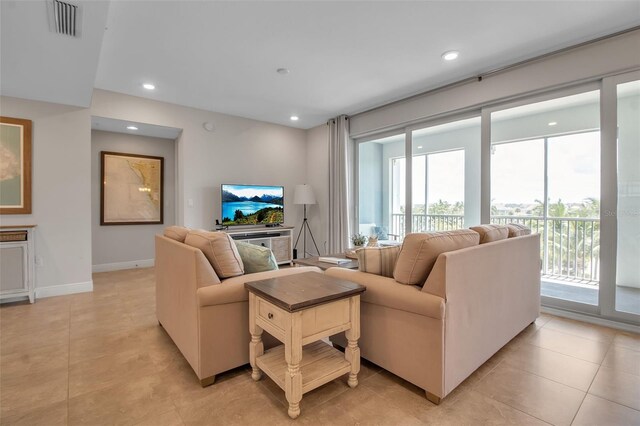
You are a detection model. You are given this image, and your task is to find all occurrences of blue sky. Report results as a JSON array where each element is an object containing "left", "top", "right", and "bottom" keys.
[{"left": 223, "top": 184, "right": 283, "bottom": 198}]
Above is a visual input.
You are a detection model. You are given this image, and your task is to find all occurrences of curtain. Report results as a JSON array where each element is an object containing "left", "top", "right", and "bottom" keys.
[{"left": 328, "top": 115, "right": 353, "bottom": 253}]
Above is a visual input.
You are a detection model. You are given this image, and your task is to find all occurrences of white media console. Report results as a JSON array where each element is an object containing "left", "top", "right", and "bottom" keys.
[{"left": 224, "top": 226, "right": 294, "bottom": 265}]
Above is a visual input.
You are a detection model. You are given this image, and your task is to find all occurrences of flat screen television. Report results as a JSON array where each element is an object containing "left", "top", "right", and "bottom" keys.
[{"left": 221, "top": 184, "right": 284, "bottom": 226}]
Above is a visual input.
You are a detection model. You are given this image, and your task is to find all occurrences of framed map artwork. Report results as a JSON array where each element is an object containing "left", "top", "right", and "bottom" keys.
[
  {"left": 101, "top": 151, "right": 164, "bottom": 225},
  {"left": 0, "top": 116, "right": 32, "bottom": 214}
]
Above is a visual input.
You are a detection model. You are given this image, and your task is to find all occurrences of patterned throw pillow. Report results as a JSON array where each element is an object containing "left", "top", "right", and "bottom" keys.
[
  {"left": 234, "top": 242, "right": 279, "bottom": 274},
  {"left": 356, "top": 245, "right": 401, "bottom": 278}
]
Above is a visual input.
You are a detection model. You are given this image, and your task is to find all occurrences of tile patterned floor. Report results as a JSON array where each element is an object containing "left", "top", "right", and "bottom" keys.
[{"left": 1, "top": 267, "right": 639, "bottom": 425}]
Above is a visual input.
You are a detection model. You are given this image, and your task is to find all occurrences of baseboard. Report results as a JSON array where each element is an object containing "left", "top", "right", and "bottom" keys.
[
  {"left": 92, "top": 259, "right": 155, "bottom": 273},
  {"left": 35, "top": 280, "right": 93, "bottom": 299},
  {"left": 541, "top": 306, "right": 640, "bottom": 333}
]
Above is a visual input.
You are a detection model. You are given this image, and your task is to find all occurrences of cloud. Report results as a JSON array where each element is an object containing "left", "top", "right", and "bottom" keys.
[{"left": 0, "top": 146, "right": 20, "bottom": 181}]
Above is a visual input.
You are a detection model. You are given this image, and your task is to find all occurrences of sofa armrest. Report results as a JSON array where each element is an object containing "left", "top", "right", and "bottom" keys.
[
  {"left": 197, "top": 266, "right": 322, "bottom": 307},
  {"left": 325, "top": 268, "right": 445, "bottom": 320}
]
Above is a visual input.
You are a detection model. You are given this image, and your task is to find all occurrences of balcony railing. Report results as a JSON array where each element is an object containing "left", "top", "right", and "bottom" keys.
[
  {"left": 391, "top": 213, "right": 465, "bottom": 239},
  {"left": 491, "top": 215, "right": 600, "bottom": 284},
  {"left": 390, "top": 213, "right": 600, "bottom": 285}
]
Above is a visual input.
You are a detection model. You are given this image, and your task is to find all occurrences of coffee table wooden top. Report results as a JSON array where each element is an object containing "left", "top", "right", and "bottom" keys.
[{"left": 245, "top": 272, "right": 365, "bottom": 312}]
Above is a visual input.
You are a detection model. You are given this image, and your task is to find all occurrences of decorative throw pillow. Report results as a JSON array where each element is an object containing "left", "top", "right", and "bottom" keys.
[
  {"left": 356, "top": 245, "right": 401, "bottom": 278},
  {"left": 235, "top": 241, "right": 279, "bottom": 274},
  {"left": 506, "top": 223, "right": 531, "bottom": 238},
  {"left": 373, "top": 226, "right": 389, "bottom": 240},
  {"left": 469, "top": 224, "right": 510, "bottom": 244},
  {"left": 394, "top": 230, "right": 480, "bottom": 286},
  {"left": 184, "top": 231, "right": 244, "bottom": 279},
  {"left": 163, "top": 226, "right": 191, "bottom": 243}
]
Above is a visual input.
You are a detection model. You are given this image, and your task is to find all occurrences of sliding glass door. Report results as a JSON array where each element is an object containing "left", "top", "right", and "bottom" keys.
[
  {"left": 357, "top": 133, "right": 405, "bottom": 242},
  {"left": 608, "top": 74, "right": 640, "bottom": 320},
  {"left": 490, "top": 89, "right": 601, "bottom": 310},
  {"left": 354, "top": 74, "right": 638, "bottom": 325},
  {"left": 410, "top": 117, "right": 481, "bottom": 234}
]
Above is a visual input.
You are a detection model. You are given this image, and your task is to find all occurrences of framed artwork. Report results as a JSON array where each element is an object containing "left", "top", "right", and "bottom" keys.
[
  {"left": 0, "top": 116, "right": 32, "bottom": 214},
  {"left": 101, "top": 151, "right": 164, "bottom": 225}
]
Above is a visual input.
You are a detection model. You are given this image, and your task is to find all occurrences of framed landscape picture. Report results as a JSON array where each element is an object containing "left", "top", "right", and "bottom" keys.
[
  {"left": 101, "top": 151, "right": 164, "bottom": 225},
  {"left": 0, "top": 116, "right": 32, "bottom": 214}
]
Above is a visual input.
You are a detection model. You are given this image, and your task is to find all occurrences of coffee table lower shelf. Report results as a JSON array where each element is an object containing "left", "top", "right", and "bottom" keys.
[{"left": 256, "top": 341, "right": 351, "bottom": 394}]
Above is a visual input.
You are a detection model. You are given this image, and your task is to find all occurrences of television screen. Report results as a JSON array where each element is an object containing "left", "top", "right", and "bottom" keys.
[{"left": 221, "top": 184, "right": 284, "bottom": 226}]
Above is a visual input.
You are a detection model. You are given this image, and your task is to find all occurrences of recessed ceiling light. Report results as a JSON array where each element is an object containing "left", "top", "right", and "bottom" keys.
[
  {"left": 417, "top": 146, "right": 423, "bottom": 149},
  {"left": 441, "top": 51, "right": 459, "bottom": 61},
  {"left": 126, "top": 125, "right": 138, "bottom": 130},
  {"left": 277, "top": 68, "right": 290, "bottom": 75},
  {"left": 290, "top": 116, "right": 299, "bottom": 121},
  {"left": 142, "top": 83, "right": 155, "bottom": 90},
  {"left": 548, "top": 121, "right": 558, "bottom": 126}
]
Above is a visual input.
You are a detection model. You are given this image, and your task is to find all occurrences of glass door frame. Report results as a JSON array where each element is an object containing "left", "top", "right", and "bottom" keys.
[
  {"left": 405, "top": 112, "right": 481, "bottom": 236},
  {"left": 482, "top": 82, "right": 602, "bottom": 317},
  {"left": 353, "top": 129, "right": 406, "bottom": 240},
  {"left": 601, "top": 70, "right": 640, "bottom": 324}
]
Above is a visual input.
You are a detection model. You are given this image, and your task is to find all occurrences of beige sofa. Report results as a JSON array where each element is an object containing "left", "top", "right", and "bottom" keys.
[
  {"left": 155, "top": 234, "right": 321, "bottom": 386},
  {"left": 327, "top": 233, "right": 541, "bottom": 403}
]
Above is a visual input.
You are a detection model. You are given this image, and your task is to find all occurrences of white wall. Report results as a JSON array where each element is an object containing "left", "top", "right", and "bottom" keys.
[
  {"left": 90, "top": 89, "right": 308, "bottom": 234},
  {"left": 91, "top": 130, "right": 176, "bottom": 271},
  {"left": 0, "top": 96, "right": 93, "bottom": 296}
]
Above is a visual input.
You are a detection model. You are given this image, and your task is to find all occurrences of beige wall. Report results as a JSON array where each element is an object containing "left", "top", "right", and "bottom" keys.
[
  {"left": 350, "top": 30, "right": 640, "bottom": 137},
  {"left": 91, "top": 130, "right": 176, "bottom": 270},
  {"left": 90, "top": 90, "right": 308, "bottom": 233},
  {"left": 0, "top": 96, "right": 92, "bottom": 294},
  {"left": 0, "top": 90, "right": 310, "bottom": 296}
]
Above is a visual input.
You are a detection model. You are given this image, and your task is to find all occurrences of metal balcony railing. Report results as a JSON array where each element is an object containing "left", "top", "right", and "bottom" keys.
[
  {"left": 391, "top": 213, "right": 464, "bottom": 238},
  {"left": 389, "top": 213, "right": 600, "bottom": 285},
  {"left": 491, "top": 215, "right": 600, "bottom": 284}
]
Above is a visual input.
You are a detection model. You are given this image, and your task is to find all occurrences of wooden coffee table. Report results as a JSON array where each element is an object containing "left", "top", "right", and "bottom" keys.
[
  {"left": 245, "top": 272, "right": 365, "bottom": 419},
  {"left": 293, "top": 253, "right": 359, "bottom": 271}
]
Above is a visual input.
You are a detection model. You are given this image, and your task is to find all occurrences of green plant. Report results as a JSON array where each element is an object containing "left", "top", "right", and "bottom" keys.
[{"left": 351, "top": 233, "right": 367, "bottom": 246}]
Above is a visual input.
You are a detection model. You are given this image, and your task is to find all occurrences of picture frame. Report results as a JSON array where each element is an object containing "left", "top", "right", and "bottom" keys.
[
  {"left": 0, "top": 116, "right": 32, "bottom": 215},
  {"left": 100, "top": 151, "right": 164, "bottom": 225}
]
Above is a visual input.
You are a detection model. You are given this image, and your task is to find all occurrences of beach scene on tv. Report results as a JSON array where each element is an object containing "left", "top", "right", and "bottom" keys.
[{"left": 221, "top": 185, "right": 284, "bottom": 226}]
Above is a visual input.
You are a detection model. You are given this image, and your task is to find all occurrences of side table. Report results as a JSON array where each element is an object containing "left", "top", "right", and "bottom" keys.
[{"left": 245, "top": 272, "right": 365, "bottom": 419}]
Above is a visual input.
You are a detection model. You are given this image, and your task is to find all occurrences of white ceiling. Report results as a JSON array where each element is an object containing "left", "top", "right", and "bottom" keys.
[
  {"left": 91, "top": 116, "right": 182, "bottom": 139},
  {"left": 2, "top": 1, "right": 640, "bottom": 129}
]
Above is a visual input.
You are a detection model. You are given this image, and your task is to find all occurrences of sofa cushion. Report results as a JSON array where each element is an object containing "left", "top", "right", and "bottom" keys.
[
  {"left": 470, "top": 224, "right": 509, "bottom": 244},
  {"left": 506, "top": 223, "right": 532, "bottom": 238},
  {"left": 235, "top": 241, "right": 278, "bottom": 274},
  {"left": 163, "top": 226, "right": 191, "bottom": 243},
  {"left": 325, "top": 268, "right": 445, "bottom": 319},
  {"left": 393, "top": 230, "right": 480, "bottom": 286},
  {"left": 356, "top": 245, "right": 400, "bottom": 278},
  {"left": 185, "top": 231, "right": 244, "bottom": 279}
]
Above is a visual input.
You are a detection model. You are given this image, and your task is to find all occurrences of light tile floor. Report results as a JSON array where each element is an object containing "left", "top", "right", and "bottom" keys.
[{"left": 1, "top": 267, "right": 639, "bottom": 425}]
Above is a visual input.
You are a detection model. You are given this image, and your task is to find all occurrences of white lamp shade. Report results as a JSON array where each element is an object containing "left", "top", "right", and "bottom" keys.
[{"left": 293, "top": 184, "right": 316, "bottom": 205}]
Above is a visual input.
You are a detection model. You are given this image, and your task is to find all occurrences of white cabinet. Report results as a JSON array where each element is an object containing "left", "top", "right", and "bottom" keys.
[
  {"left": 0, "top": 225, "right": 36, "bottom": 303},
  {"left": 225, "top": 226, "right": 293, "bottom": 265}
]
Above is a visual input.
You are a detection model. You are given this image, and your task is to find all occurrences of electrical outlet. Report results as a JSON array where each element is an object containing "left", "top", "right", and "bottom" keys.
[{"left": 35, "top": 256, "right": 43, "bottom": 266}]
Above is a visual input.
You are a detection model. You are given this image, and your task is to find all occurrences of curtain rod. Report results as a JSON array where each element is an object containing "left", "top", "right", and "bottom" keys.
[{"left": 352, "top": 25, "right": 640, "bottom": 118}]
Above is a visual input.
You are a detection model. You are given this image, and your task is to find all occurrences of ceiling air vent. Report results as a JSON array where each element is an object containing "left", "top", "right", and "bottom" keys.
[{"left": 49, "top": 0, "right": 81, "bottom": 37}]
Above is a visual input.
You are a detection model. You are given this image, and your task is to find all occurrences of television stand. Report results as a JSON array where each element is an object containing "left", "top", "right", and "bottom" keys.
[{"left": 224, "top": 226, "right": 294, "bottom": 265}]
